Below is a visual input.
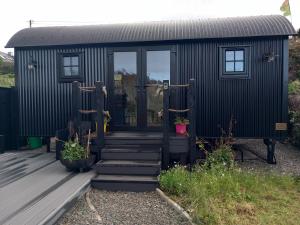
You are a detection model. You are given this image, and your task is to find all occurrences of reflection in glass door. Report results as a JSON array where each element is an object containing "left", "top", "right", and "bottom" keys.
[
  {"left": 113, "top": 52, "right": 137, "bottom": 127},
  {"left": 146, "top": 50, "right": 171, "bottom": 127}
]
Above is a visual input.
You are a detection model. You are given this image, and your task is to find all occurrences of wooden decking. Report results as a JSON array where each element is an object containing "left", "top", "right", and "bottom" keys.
[{"left": 0, "top": 151, "right": 95, "bottom": 225}]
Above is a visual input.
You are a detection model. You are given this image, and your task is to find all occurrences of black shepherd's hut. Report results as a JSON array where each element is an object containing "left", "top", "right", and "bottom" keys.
[{"left": 5, "top": 15, "right": 296, "bottom": 190}]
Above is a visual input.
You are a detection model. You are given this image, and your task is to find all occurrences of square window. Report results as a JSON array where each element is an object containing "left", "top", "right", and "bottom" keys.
[
  {"left": 219, "top": 46, "right": 250, "bottom": 79},
  {"left": 58, "top": 53, "right": 83, "bottom": 82}
]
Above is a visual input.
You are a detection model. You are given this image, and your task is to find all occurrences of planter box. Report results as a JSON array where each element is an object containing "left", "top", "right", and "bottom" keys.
[
  {"left": 169, "top": 134, "right": 189, "bottom": 153},
  {"left": 60, "top": 155, "right": 96, "bottom": 172}
]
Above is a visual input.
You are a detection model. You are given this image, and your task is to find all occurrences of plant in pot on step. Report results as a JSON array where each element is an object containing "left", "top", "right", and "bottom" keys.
[
  {"left": 174, "top": 117, "right": 189, "bottom": 135},
  {"left": 60, "top": 130, "right": 95, "bottom": 172}
]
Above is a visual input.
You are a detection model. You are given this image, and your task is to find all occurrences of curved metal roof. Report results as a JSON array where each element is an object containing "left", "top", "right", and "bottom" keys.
[{"left": 6, "top": 15, "right": 296, "bottom": 48}]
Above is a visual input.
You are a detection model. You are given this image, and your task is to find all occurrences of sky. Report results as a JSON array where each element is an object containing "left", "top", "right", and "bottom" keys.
[{"left": 0, "top": 0, "right": 299, "bottom": 53}]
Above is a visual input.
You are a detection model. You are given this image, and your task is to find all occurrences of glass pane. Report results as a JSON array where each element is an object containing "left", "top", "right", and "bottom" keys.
[
  {"left": 71, "top": 66, "right": 79, "bottom": 75},
  {"left": 225, "top": 62, "right": 234, "bottom": 72},
  {"left": 63, "top": 57, "right": 71, "bottom": 66},
  {"left": 146, "top": 50, "right": 170, "bottom": 127},
  {"left": 225, "top": 51, "right": 234, "bottom": 61},
  {"left": 113, "top": 52, "right": 137, "bottom": 127},
  {"left": 235, "top": 50, "right": 244, "bottom": 60},
  {"left": 64, "top": 67, "right": 71, "bottom": 76},
  {"left": 235, "top": 62, "right": 244, "bottom": 72},
  {"left": 71, "top": 56, "right": 79, "bottom": 66}
]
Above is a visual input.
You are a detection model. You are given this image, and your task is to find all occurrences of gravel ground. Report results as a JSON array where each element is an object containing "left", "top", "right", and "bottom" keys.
[
  {"left": 236, "top": 139, "right": 300, "bottom": 175},
  {"left": 57, "top": 195, "right": 100, "bottom": 225},
  {"left": 57, "top": 190, "right": 190, "bottom": 225}
]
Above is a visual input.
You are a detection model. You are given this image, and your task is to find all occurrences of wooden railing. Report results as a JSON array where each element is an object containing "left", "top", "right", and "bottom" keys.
[
  {"left": 162, "top": 78, "right": 196, "bottom": 169},
  {"left": 72, "top": 81, "right": 105, "bottom": 160}
]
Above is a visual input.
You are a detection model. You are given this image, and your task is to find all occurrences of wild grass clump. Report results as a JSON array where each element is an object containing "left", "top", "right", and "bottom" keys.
[{"left": 160, "top": 145, "right": 300, "bottom": 225}]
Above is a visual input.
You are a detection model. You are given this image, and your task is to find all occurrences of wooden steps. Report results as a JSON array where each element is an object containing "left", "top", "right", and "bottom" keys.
[{"left": 91, "top": 132, "right": 162, "bottom": 192}]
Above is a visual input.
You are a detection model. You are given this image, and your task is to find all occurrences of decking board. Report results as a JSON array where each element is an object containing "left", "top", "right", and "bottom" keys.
[{"left": 0, "top": 151, "right": 95, "bottom": 225}]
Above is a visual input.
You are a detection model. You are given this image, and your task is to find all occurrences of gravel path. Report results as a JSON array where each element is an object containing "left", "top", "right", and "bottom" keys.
[
  {"left": 236, "top": 139, "right": 300, "bottom": 175},
  {"left": 56, "top": 195, "right": 100, "bottom": 225},
  {"left": 57, "top": 190, "right": 190, "bottom": 225}
]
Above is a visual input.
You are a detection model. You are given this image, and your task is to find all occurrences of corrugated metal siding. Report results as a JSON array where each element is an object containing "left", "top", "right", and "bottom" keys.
[
  {"left": 16, "top": 47, "right": 106, "bottom": 136},
  {"left": 176, "top": 37, "right": 284, "bottom": 138},
  {"left": 16, "top": 37, "right": 287, "bottom": 138}
]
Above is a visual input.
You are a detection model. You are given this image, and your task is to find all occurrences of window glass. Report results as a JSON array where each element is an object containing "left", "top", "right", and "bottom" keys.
[
  {"left": 235, "top": 62, "right": 244, "bottom": 72},
  {"left": 71, "top": 66, "right": 79, "bottom": 75},
  {"left": 225, "top": 62, "right": 235, "bottom": 72},
  {"left": 224, "top": 49, "right": 245, "bottom": 73},
  {"left": 235, "top": 51, "right": 244, "bottom": 60},
  {"left": 62, "top": 55, "right": 80, "bottom": 77},
  {"left": 225, "top": 51, "right": 234, "bottom": 61},
  {"left": 71, "top": 57, "right": 79, "bottom": 66},
  {"left": 64, "top": 67, "right": 72, "bottom": 76},
  {"left": 63, "top": 57, "right": 71, "bottom": 66}
]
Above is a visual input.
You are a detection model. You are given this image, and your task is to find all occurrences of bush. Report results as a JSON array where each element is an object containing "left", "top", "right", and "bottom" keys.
[
  {"left": 288, "top": 80, "right": 300, "bottom": 95},
  {"left": 61, "top": 140, "right": 86, "bottom": 161},
  {"left": 204, "top": 145, "right": 235, "bottom": 171},
  {"left": 289, "top": 111, "right": 300, "bottom": 148},
  {"left": 160, "top": 165, "right": 190, "bottom": 195}
]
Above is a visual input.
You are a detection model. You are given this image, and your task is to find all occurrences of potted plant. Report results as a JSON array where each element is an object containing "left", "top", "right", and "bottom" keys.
[
  {"left": 60, "top": 131, "right": 95, "bottom": 172},
  {"left": 174, "top": 117, "right": 189, "bottom": 135}
]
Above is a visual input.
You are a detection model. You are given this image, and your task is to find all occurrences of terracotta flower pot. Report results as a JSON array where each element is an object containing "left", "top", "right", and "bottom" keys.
[{"left": 176, "top": 124, "right": 187, "bottom": 135}]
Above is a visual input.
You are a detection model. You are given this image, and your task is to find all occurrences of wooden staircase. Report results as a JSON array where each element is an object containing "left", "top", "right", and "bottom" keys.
[{"left": 91, "top": 132, "right": 163, "bottom": 192}]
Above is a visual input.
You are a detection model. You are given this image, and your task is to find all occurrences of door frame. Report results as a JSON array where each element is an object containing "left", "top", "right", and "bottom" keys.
[{"left": 107, "top": 44, "right": 177, "bottom": 131}]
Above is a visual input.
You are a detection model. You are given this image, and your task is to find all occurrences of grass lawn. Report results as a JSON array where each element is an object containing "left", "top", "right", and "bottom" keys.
[
  {"left": 0, "top": 74, "right": 15, "bottom": 87},
  {"left": 160, "top": 160, "right": 300, "bottom": 225}
]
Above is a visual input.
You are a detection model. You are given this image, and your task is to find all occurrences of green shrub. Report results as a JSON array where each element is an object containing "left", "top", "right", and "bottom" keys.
[
  {"left": 61, "top": 140, "right": 86, "bottom": 161},
  {"left": 160, "top": 165, "right": 190, "bottom": 195},
  {"left": 204, "top": 145, "right": 235, "bottom": 170},
  {"left": 288, "top": 80, "right": 300, "bottom": 94}
]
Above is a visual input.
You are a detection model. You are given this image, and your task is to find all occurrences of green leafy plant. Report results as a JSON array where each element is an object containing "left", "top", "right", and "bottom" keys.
[
  {"left": 174, "top": 116, "right": 189, "bottom": 125},
  {"left": 204, "top": 145, "right": 235, "bottom": 170},
  {"left": 61, "top": 138, "right": 86, "bottom": 161},
  {"left": 288, "top": 80, "right": 300, "bottom": 95}
]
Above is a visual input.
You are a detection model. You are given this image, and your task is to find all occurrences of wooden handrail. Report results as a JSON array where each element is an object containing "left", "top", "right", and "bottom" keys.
[
  {"left": 188, "top": 78, "right": 196, "bottom": 166},
  {"left": 162, "top": 80, "right": 170, "bottom": 170},
  {"left": 95, "top": 81, "right": 105, "bottom": 154}
]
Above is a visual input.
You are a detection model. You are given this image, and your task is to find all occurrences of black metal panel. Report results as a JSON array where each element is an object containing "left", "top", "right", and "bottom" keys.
[
  {"left": 176, "top": 37, "right": 286, "bottom": 138},
  {"left": 15, "top": 36, "right": 288, "bottom": 139},
  {"left": 6, "top": 15, "right": 296, "bottom": 48},
  {"left": 16, "top": 47, "right": 106, "bottom": 136},
  {"left": 0, "top": 87, "right": 18, "bottom": 149}
]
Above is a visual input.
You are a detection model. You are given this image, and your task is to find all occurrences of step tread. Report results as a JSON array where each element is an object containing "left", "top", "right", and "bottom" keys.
[
  {"left": 92, "top": 174, "right": 158, "bottom": 183},
  {"left": 102, "top": 148, "right": 161, "bottom": 153},
  {"left": 97, "top": 160, "right": 161, "bottom": 167}
]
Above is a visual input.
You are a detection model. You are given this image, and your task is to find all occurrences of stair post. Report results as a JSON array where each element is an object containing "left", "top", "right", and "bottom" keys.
[
  {"left": 72, "top": 81, "right": 81, "bottom": 130},
  {"left": 95, "top": 81, "right": 105, "bottom": 160},
  {"left": 162, "top": 80, "right": 170, "bottom": 170},
  {"left": 188, "top": 78, "right": 196, "bottom": 165}
]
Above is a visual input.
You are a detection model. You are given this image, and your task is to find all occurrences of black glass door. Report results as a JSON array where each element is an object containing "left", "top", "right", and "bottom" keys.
[{"left": 109, "top": 46, "right": 174, "bottom": 131}]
